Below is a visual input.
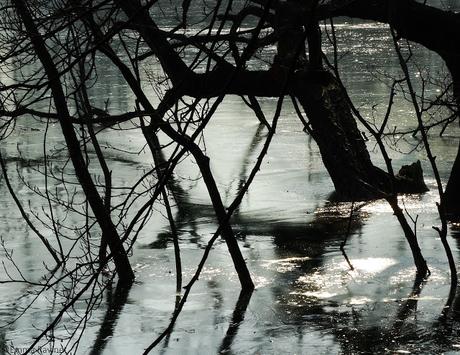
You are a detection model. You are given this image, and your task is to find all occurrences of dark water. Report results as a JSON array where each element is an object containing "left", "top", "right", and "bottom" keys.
[{"left": 2, "top": 2, "right": 460, "bottom": 354}]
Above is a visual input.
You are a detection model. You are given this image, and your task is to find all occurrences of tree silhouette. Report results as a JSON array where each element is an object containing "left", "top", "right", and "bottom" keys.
[{"left": 0, "top": 0, "right": 459, "bottom": 352}]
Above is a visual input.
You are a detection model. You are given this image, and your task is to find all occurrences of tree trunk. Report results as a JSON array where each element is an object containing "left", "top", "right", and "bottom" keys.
[
  {"left": 319, "top": 0, "right": 460, "bottom": 215},
  {"left": 295, "top": 70, "right": 427, "bottom": 200},
  {"left": 14, "top": 0, "right": 134, "bottom": 282},
  {"left": 445, "top": 146, "right": 460, "bottom": 220},
  {"left": 443, "top": 61, "right": 460, "bottom": 220}
]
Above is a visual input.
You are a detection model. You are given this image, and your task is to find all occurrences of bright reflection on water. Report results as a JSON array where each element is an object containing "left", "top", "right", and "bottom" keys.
[{"left": 3, "top": 7, "right": 460, "bottom": 355}]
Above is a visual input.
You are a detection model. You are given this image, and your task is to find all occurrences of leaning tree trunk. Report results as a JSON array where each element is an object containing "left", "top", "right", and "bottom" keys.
[
  {"left": 289, "top": 5, "right": 387, "bottom": 199},
  {"left": 14, "top": 0, "right": 134, "bottom": 282},
  {"left": 296, "top": 3, "right": 426, "bottom": 200},
  {"left": 294, "top": 69, "right": 430, "bottom": 275},
  {"left": 295, "top": 70, "right": 425, "bottom": 200}
]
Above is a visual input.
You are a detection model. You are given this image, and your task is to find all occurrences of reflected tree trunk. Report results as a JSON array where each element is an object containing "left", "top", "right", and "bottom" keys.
[
  {"left": 89, "top": 281, "right": 132, "bottom": 355},
  {"left": 218, "top": 290, "right": 254, "bottom": 354}
]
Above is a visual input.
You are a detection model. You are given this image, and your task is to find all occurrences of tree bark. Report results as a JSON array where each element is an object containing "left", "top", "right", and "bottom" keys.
[
  {"left": 444, "top": 145, "right": 460, "bottom": 220},
  {"left": 85, "top": 9, "right": 254, "bottom": 289},
  {"left": 320, "top": 0, "right": 460, "bottom": 213},
  {"left": 111, "top": 0, "right": 429, "bottom": 202},
  {"left": 443, "top": 62, "right": 460, "bottom": 219},
  {"left": 295, "top": 70, "right": 427, "bottom": 199},
  {"left": 318, "top": 0, "right": 460, "bottom": 58}
]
